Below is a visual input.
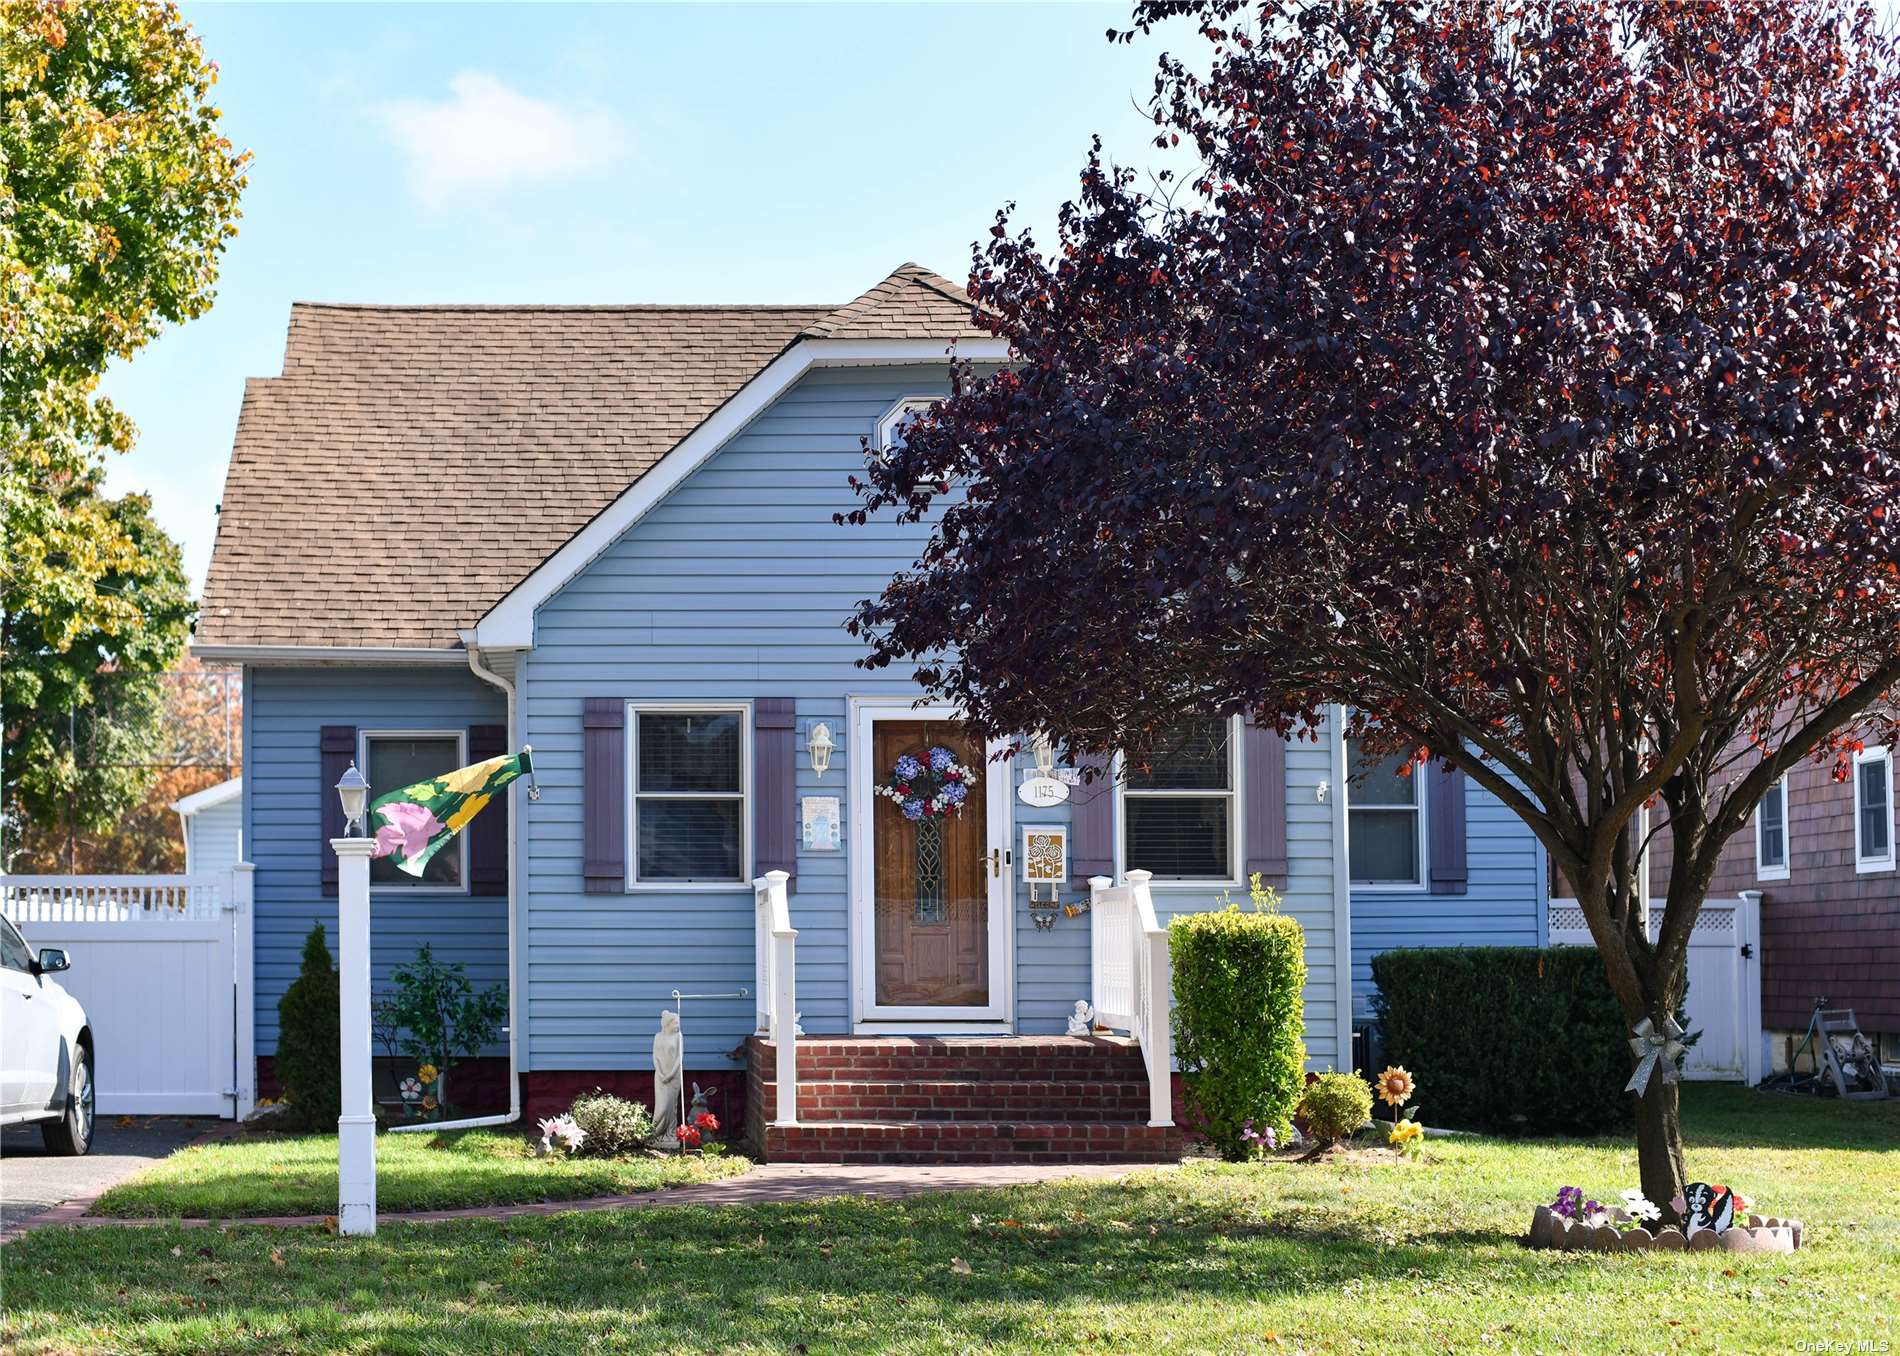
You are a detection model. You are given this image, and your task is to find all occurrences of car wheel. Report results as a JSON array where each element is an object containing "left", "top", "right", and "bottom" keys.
[{"left": 42, "top": 1045, "right": 93, "bottom": 1156}]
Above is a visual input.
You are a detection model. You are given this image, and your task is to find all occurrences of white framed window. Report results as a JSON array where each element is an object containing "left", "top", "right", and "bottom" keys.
[
  {"left": 627, "top": 703, "right": 751, "bottom": 888},
  {"left": 875, "top": 396, "right": 934, "bottom": 452},
  {"left": 1755, "top": 773, "right": 1790, "bottom": 882},
  {"left": 1119, "top": 715, "right": 1240, "bottom": 884},
  {"left": 1346, "top": 739, "right": 1428, "bottom": 888},
  {"left": 1853, "top": 745, "right": 1894, "bottom": 874},
  {"left": 361, "top": 730, "right": 468, "bottom": 892}
]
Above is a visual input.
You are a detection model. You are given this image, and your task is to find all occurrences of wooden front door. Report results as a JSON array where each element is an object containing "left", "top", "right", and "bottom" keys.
[{"left": 871, "top": 720, "right": 990, "bottom": 1008}]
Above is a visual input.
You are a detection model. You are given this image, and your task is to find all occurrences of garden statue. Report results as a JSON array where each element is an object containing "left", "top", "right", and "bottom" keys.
[
  {"left": 1067, "top": 999, "right": 1095, "bottom": 1036},
  {"left": 652, "top": 1010, "right": 683, "bottom": 1140},
  {"left": 687, "top": 1082, "right": 718, "bottom": 1130}
]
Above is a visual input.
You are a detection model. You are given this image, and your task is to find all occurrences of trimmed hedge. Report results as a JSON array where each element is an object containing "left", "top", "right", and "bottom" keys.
[
  {"left": 1371, "top": 946, "right": 1632, "bottom": 1136},
  {"left": 1170, "top": 907, "right": 1307, "bottom": 1160}
]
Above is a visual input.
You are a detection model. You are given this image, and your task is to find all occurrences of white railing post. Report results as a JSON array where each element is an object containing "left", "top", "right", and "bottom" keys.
[
  {"left": 1123, "top": 870, "right": 1174, "bottom": 1127},
  {"left": 755, "top": 869, "right": 798, "bottom": 1126},
  {"left": 332, "top": 839, "right": 378, "bottom": 1236},
  {"left": 230, "top": 864, "right": 257, "bottom": 1119},
  {"left": 1088, "top": 875, "right": 1114, "bottom": 1020}
]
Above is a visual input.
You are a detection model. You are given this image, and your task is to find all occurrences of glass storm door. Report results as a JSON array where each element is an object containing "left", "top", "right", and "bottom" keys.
[{"left": 853, "top": 707, "right": 1011, "bottom": 1024}]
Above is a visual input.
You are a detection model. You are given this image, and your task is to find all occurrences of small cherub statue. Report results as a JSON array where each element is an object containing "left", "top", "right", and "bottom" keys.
[
  {"left": 1067, "top": 999, "right": 1095, "bottom": 1036},
  {"left": 652, "top": 1010, "right": 683, "bottom": 1140}
]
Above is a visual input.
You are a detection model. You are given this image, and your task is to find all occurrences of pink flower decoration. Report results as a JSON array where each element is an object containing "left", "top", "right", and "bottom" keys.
[{"left": 371, "top": 801, "right": 446, "bottom": 863}]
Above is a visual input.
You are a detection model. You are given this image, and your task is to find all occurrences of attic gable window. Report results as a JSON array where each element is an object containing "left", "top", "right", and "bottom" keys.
[{"left": 875, "top": 396, "right": 942, "bottom": 496}]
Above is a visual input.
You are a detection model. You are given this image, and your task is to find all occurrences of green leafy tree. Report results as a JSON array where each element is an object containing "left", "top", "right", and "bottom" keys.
[
  {"left": 1, "top": 0, "right": 247, "bottom": 862},
  {"left": 276, "top": 925, "right": 342, "bottom": 1130}
]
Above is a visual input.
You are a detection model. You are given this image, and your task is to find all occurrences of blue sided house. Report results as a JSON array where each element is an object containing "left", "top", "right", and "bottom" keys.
[{"left": 195, "top": 264, "right": 1545, "bottom": 1161}]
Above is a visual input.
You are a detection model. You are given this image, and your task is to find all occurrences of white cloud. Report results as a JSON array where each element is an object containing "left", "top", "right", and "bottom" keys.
[{"left": 378, "top": 71, "right": 623, "bottom": 201}]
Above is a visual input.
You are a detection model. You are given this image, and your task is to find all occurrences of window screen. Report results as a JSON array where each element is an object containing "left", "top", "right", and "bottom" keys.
[
  {"left": 365, "top": 734, "right": 465, "bottom": 888},
  {"left": 1758, "top": 779, "right": 1787, "bottom": 872},
  {"left": 1859, "top": 755, "right": 1892, "bottom": 863},
  {"left": 1123, "top": 717, "right": 1233, "bottom": 880},
  {"left": 1347, "top": 739, "right": 1422, "bottom": 885},
  {"left": 634, "top": 710, "right": 744, "bottom": 882}
]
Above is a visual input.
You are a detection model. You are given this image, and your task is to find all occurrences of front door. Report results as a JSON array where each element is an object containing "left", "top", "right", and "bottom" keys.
[{"left": 851, "top": 704, "right": 1012, "bottom": 1025}]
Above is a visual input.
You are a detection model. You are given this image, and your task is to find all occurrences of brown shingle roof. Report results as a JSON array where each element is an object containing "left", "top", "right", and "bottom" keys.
[
  {"left": 197, "top": 266, "right": 988, "bottom": 651},
  {"left": 799, "top": 263, "right": 989, "bottom": 341}
]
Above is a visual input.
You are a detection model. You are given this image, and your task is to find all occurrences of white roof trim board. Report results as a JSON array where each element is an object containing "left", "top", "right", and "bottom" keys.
[
  {"left": 473, "top": 335, "right": 1011, "bottom": 649},
  {"left": 171, "top": 776, "right": 243, "bottom": 817}
]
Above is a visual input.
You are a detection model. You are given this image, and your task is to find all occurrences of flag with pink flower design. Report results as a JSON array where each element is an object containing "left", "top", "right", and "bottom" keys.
[{"left": 369, "top": 750, "right": 532, "bottom": 877}]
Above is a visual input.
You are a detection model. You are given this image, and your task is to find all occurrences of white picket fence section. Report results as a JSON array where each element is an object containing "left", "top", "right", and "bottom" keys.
[
  {"left": 1546, "top": 891, "right": 1763, "bottom": 1085},
  {"left": 1088, "top": 870, "right": 1174, "bottom": 1126},
  {"left": 1, "top": 868, "right": 255, "bottom": 1118}
]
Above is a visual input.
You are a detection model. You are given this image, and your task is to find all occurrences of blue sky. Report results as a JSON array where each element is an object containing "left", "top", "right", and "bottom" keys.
[{"left": 99, "top": 2, "right": 1166, "bottom": 596}]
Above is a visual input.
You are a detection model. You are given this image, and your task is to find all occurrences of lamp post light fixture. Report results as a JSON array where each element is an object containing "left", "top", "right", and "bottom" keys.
[
  {"left": 336, "top": 761, "right": 370, "bottom": 836},
  {"left": 1031, "top": 732, "right": 1057, "bottom": 779},
  {"left": 807, "top": 722, "right": 835, "bottom": 777}
]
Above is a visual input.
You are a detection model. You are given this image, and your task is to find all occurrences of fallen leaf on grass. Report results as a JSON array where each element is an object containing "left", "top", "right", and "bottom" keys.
[
  {"left": 169, "top": 1246, "right": 183, "bottom": 1258},
  {"left": 1722, "top": 1269, "right": 1736, "bottom": 1278},
  {"left": 321, "top": 1216, "right": 338, "bottom": 1235},
  {"left": 270, "top": 1248, "right": 285, "bottom": 1271},
  {"left": 950, "top": 1257, "right": 973, "bottom": 1275},
  {"left": 196, "top": 1246, "right": 214, "bottom": 1258},
  {"left": 1001, "top": 1219, "right": 1023, "bottom": 1230}
]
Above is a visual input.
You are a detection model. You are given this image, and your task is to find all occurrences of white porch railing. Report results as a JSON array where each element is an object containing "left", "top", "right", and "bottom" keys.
[
  {"left": 752, "top": 869, "right": 798, "bottom": 1126},
  {"left": 1088, "top": 869, "right": 1174, "bottom": 1126}
]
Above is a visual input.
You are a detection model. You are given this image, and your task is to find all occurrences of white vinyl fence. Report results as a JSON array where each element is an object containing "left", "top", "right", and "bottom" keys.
[
  {"left": 2, "top": 869, "right": 255, "bottom": 1118},
  {"left": 1546, "top": 891, "right": 1764, "bottom": 1085}
]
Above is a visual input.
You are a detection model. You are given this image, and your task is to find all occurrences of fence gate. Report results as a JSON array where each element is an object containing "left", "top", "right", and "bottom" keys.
[
  {"left": 1546, "top": 892, "right": 1763, "bottom": 1084},
  {"left": 1, "top": 870, "right": 255, "bottom": 1118}
]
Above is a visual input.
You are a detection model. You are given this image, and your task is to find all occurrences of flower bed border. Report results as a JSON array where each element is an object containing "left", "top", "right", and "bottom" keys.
[{"left": 1527, "top": 1206, "right": 1803, "bottom": 1253}]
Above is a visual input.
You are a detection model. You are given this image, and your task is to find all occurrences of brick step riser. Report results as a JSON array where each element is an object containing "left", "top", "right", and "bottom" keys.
[
  {"left": 759, "top": 1125, "right": 1182, "bottom": 1166},
  {"left": 787, "top": 1058, "right": 1148, "bottom": 1082},
  {"left": 761, "top": 1147, "right": 1182, "bottom": 1165},
  {"left": 794, "top": 1082, "right": 1151, "bottom": 1123}
]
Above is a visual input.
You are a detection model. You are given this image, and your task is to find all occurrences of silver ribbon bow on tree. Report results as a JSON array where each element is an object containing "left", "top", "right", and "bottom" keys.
[{"left": 1623, "top": 1015, "right": 1687, "bottom": 1096}]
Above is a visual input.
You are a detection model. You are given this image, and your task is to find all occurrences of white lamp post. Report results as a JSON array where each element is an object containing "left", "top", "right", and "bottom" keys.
[{"left": 332, "top": 762, "right": 377, "bottom": 1236}]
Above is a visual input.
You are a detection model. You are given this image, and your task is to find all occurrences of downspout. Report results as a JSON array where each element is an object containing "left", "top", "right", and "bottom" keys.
[{"left": 390, "top": 638, "right": 523, "bottom": 1134}]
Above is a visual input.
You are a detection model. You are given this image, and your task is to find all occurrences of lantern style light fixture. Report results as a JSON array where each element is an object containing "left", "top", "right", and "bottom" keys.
[
  {"left": 807, "top": 722, "right": 835, "bottom": 777},
  {"left": 1031, "top": 731, "right": 1057, "bottom": 779},
  {"left": 336, "top": 761, "right": 370, "bottom": 836}
]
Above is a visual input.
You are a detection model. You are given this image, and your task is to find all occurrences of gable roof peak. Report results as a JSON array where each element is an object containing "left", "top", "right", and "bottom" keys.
[{"left": 800, "top": 262, "right": 990, "bottom": 342}]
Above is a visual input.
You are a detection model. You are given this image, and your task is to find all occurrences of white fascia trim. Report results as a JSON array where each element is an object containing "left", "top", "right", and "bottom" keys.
[
  {"left": 473, "top": 336, "right": 1012, "bottom": 649},
  {"left": 190, "top": 643, "right": 469, "bottom": 667},
  {"left": 170, "top": 776, "right": 242, "bottom": 817}
]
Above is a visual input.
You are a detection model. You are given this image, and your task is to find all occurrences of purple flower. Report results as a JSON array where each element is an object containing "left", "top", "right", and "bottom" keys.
[
  {"left": 901, "top": 798, "right": 925, "bottom": 821},
  {"left": 928, "top": 747, "right": 956, "bottom": 773},
  {"left": 941, "top": 781, "right": 967, "bottom": 806},
  {"left": 1551, "top": 1186, "right": 1584, "bottom": 1219},
  {"left": 894, "top": 755, "right": 923, "bottom": 781}
]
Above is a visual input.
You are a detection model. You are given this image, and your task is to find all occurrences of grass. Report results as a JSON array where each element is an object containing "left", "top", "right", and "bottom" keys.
[
  {"left": 86, "top": 1129, "right": 750, "bottom": 1218},
  {"left": 3, "top": 1087, "right": 1895, "bottom": 1354}
]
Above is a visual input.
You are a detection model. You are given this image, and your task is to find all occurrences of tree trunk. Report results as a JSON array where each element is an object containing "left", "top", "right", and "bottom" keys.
[{"left": 1632, "top": 1071, "right": 1686, "bottom": 1216}]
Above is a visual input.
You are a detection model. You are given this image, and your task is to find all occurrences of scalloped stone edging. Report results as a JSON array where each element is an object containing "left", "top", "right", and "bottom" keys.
[{"left": 1527, "top": 1205, "right": 1803, "bottom": 1253}]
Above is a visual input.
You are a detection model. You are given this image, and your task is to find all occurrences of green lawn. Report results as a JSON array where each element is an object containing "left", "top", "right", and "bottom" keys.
[
  {"left": 87, "top": 1128, "right": 750, "bottom": 1218},
  {"left": 4, "top": 1087, "right": 1895, "bottom": 1355}
]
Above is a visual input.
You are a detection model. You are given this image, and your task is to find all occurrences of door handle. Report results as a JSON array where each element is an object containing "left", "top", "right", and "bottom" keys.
[{"left": 990, "top": 848, "right": 1002, "bottom": 878}]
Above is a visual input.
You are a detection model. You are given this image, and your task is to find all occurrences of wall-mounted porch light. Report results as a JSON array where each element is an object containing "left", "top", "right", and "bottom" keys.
[{"left": 807, "top": 722, "right": 835, "bottom": 777}]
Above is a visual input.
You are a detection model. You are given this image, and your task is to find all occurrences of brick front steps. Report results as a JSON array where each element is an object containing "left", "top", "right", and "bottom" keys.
[{"left": 746, "top": 1036, "right": 1183, "bottom": 1165}]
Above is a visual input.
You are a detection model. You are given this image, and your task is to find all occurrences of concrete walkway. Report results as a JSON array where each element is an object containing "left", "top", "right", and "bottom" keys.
[
  {"left": 6, "top": 1160, "right": 1163, "bottom": 1241},
  {"left": 0, "top": 1118, "right": 212, "bottom": 1237}
]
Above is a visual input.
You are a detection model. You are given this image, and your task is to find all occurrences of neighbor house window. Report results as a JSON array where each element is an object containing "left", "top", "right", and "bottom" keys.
[
  {"left": 1854, "top": 745, "right": 1894, "bottom": 873},
  {"left": 363, "top": 731, "right": 466, "bottom": 889},
  {"left": 1755, "top": 774, "right": 1790, "bottom": 882},
  {"left": 1121, "top": 716, "right": 1237, "bottom": 882},
  {"left": 630, "top": 705, "right": 749, "bottom": 885},
  {"left": 1346, "top": 740, "right": 1426, "bottom": 887}
]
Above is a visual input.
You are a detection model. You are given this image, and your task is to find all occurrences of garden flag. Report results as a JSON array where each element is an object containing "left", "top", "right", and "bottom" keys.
[{"left": 369, "top": 748, "right": 535, "bottom": 878}]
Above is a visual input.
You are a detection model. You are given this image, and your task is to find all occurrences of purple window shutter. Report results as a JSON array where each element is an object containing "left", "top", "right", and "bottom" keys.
[
  {"left": 1243, "top": 718, "right": 1289, "bottom": 884},
  {"left": 319, "top": 725, "right": 356, "bottom": 898},
  {"left": 1070, "top": 751, "right": 1115, "bottom": 887},
  {"left": 1429, "top": 762, "right": 1469, "bottom": 895},
  {"left": 754, "top": 699, "right": 797, "bottom": 891},
  {"left": 582, "top": 699, "right": 625, "bottom": 894},
  {"left": 468, "top": 723, "right": 508, "bottom": 897}
]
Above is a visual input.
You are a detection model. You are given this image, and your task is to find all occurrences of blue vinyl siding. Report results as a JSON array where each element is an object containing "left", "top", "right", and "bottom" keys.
[
  {"left": 243, "top": 665, "right": 507, "bottom": 1054},
  {"left": 1350, "top": 772, "right": 1547, "bottom": 1013},
  {"left": 521, "top": 366, "right": 1348, "bottom": 1073}
]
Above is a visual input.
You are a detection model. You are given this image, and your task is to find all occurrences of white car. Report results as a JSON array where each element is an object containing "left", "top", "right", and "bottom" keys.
[{"left": 0, "top": 913, "right": 94, "bottom": 1154}]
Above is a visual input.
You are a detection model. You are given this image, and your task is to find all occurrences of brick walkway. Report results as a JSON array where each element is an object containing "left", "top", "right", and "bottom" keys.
[{"left": 3, "top": 1160, "right": 1167, "bottom": 1242}]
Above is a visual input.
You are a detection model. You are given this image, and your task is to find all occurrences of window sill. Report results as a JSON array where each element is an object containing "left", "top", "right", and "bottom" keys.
[
  {"left": 624, "top": 881, "right": 753, "bottom": 893},
  {"left": 1755, "top": 867, "right": 1790, "bottom": 883},
  {"left": 1854, "top": 858, "right": 1896, "bottom": 876}
]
